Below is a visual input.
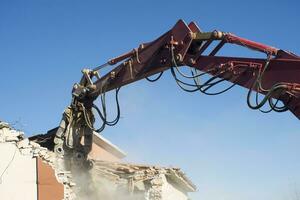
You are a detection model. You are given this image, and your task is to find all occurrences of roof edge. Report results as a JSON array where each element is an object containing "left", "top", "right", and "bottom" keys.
[{"left": 92, "top": 132, "right": 126, "bottom": 159}]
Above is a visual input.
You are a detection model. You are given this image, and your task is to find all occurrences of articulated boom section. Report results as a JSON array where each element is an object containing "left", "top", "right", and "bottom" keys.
[{"left": 54, "top": 20, "right": 300, "bottom": 167}]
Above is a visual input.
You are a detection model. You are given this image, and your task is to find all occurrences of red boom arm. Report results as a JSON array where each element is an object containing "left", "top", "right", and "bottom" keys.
[
  {"left": 54, "top": 20, "right": 300, "bottom": 163},
  {"left": 83, "top": 20, "right": 300, "bottom": 120}
]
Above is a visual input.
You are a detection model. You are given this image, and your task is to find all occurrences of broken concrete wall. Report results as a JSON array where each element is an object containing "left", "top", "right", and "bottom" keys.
[
  {"left": 0, "top": 122, "right": 196, "bottom": 200},
  {"left": 0, "top": 123, "right": 37, "bottom": 200},
  {"left": 162, "top": 176, "right": 190, "bottom": 200},
  {"left": 0, "top": 122, "right": 75, "bottom": 200},
  {"left": 0, "top": 142, "right": 37, "bottom": 200}
]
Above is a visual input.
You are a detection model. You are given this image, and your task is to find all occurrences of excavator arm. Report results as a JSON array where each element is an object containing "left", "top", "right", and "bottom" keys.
[{"left": 54, "top": 20, "right": 300, "bottom": 166}]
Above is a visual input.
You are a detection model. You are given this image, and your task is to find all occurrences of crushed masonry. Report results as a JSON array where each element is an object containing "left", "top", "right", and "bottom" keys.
[
  {"left": 91, "top": 160, "right": 196, "bottom": 192},
  {"left": 0, "top": 121, "right": 196, "bottom": 200}
]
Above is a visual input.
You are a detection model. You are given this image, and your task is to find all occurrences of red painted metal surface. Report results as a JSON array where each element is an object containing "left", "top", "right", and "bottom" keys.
[
  {"left": 224, "top": 33, "right": 279, "bottom": 55},
  {"left": 86, "top": 20, "right": 300, "bottom": 119}
]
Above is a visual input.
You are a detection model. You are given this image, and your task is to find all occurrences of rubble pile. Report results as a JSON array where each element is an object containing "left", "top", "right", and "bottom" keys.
[{"left": 89, "top": 160, "right": 196, "bottom": 200}]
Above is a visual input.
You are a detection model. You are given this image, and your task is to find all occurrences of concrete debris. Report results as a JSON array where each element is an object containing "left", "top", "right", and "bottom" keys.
[
  {"left": 84, "top": 160, "right": 197, "bottom": 200},
  {"left": 0, "top": 122, "right": 24, "bottom": 142},
  {"left": 92, "top": 161, "right": 196, "bottom": 191},
  {"left": 17, "top": 138, "right": 30, "bottom": 148},
  {"left": 0, "top": 121, "right": 9, "bottom": 129}
]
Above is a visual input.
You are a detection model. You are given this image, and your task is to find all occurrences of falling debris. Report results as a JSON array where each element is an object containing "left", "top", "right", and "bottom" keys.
[{"left": 0, "top": 122, "right": 196, "bottom": 200}]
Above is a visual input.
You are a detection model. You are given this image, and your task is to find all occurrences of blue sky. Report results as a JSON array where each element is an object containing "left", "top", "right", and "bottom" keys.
[{"left": 1, "top": 0, "right": 300, "bottom": 199}]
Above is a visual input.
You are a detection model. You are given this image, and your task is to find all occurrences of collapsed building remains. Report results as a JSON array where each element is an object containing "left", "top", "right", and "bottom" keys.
[{"left": 0, "top": 121, "right": 196, "bottom": 200}]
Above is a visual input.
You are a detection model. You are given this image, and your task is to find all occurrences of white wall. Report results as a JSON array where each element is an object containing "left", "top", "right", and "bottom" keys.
[
  {"left": 161, "top": 175, "right": 189, "bottom": 200},
  {"left": 0, "top": 143, "right": 37, "bottom": 200}
]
